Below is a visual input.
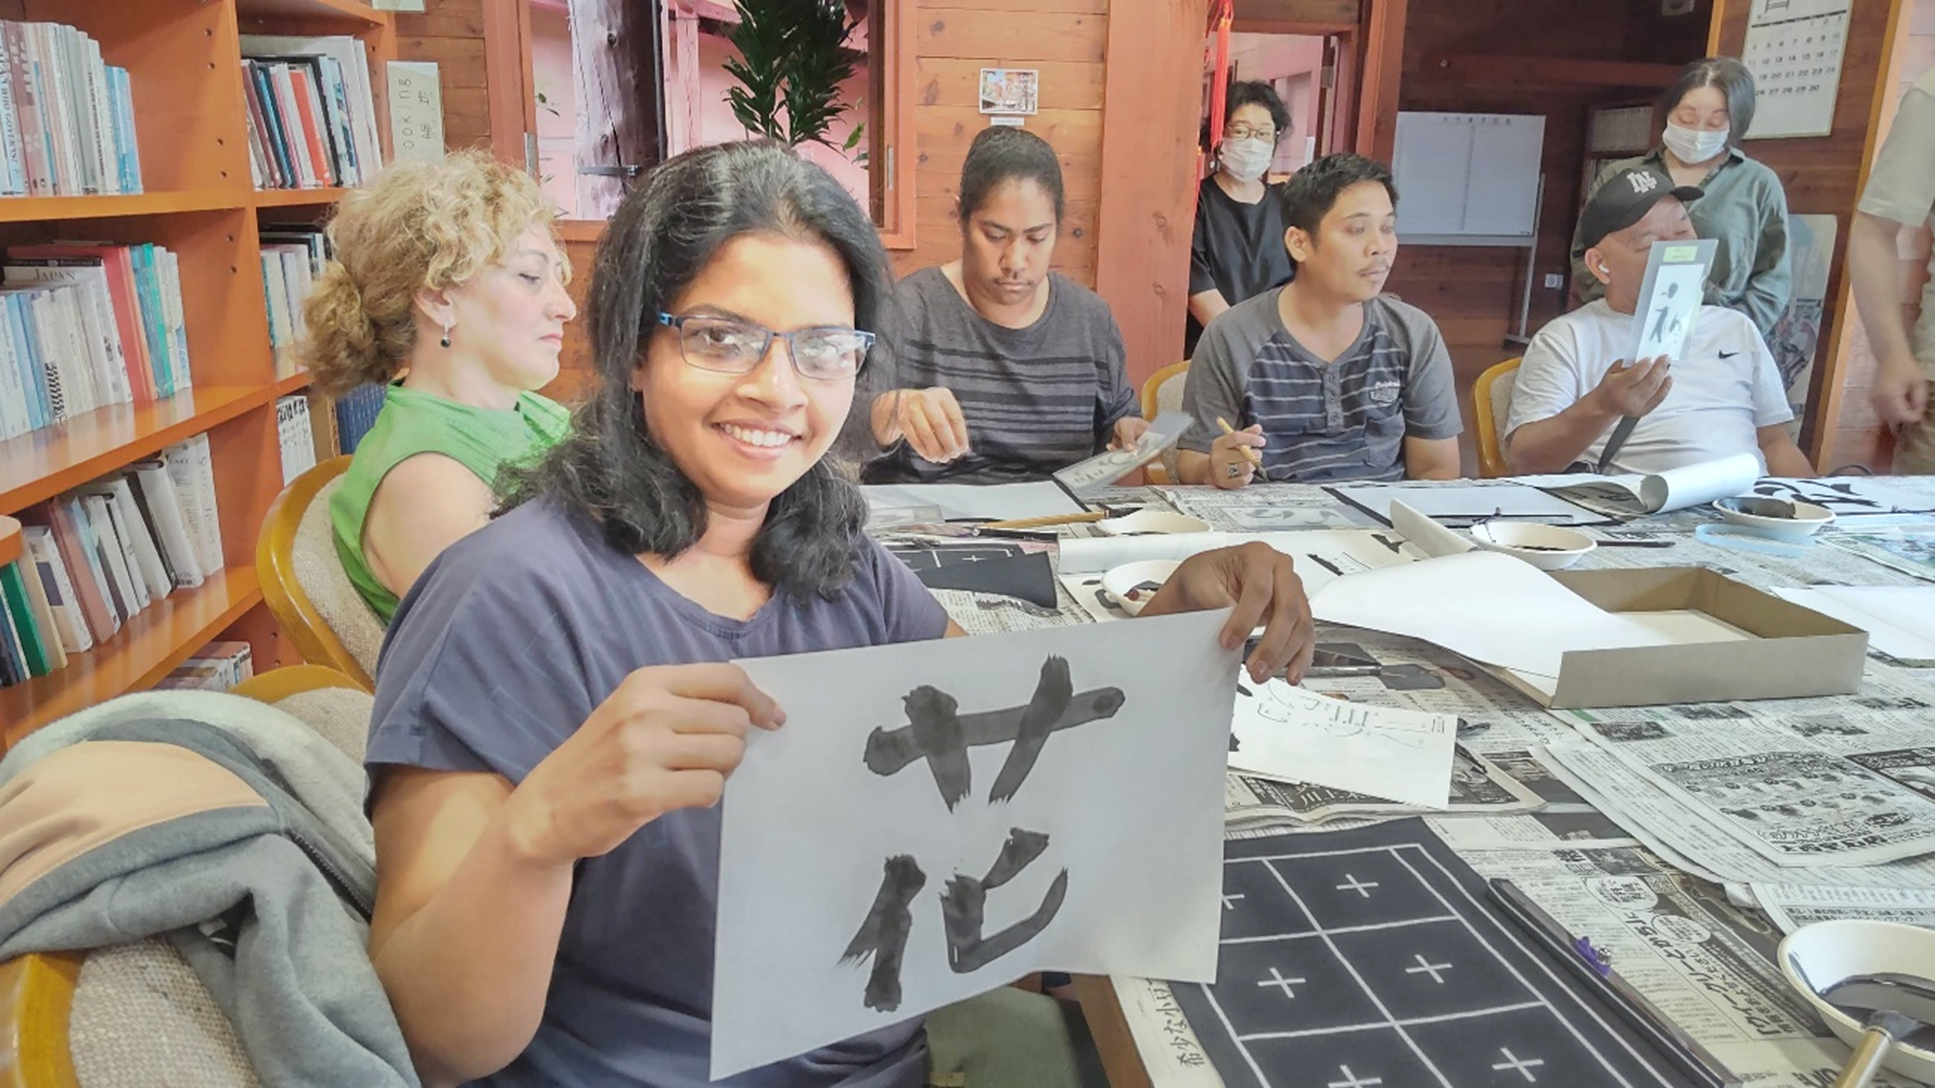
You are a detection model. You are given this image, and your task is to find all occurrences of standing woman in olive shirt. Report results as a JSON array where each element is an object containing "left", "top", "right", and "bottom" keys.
[
  {"left": 298, "top": 151, "right": 579, "bottom": 623},
  {"left": 1186, "top": 81, "right": 1298, "bottom": 357},
  {"left": 1572, "top": 57, "right": 1792, "bottom": 342}
]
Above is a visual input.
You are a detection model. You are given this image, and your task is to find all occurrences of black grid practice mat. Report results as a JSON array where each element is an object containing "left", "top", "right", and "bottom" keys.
[{"left": 1170, "top": 820, "right": 1699, "bottom": 1088}]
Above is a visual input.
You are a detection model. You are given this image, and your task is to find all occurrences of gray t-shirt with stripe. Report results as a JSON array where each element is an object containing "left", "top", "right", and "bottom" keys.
[
  {"left": 1178, "top": 289, "right": 1462, "bottom": 483},
  {"left": 865, "top": 266, "right": 1138, "bottom": 484}
]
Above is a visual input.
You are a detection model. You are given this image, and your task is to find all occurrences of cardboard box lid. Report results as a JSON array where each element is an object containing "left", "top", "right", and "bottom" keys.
[{"left": 1500, "top": 567, "right": 1869, "bottom": 709}]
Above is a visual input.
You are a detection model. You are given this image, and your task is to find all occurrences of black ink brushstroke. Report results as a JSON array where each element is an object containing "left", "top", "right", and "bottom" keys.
[
  {"left": 941, "top": 828, "right": 1068, "bottom": 974},
  {"left": 988, "top": 656, "right": 1073, "bottom": 804},
  {"left": 840, "top": 855, "right": 925, "bottom": 1012},
  {"left": 864, "top": 662, "right": 1126, "bottom": 795},
  {"left": 903, "top": 686, "right": 971, "bottom": 809}
]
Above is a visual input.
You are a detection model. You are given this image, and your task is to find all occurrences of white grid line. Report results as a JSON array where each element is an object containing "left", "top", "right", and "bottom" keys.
[
  {"left": 1196, "top": 840, "right": 1682, "bottom": 1088},
  {"left": 1261, "top": 860, "right": 1455, "bottom": 1088},
  {"left": 1235, "top": 999, "right": 1549, "bottom": 1042},
  {"left": 1221, "top": 915, "right": 1461, "bottom": 944},
  {"left": 1392, "top": 845, "right": 1674, "bottom": 1088}
]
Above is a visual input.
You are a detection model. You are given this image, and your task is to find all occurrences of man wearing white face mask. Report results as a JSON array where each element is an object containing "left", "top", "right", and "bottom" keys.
[
  {"left": 1186, "top": 81, "right": 1297, "bottom": 356},
  {"left": 1571, "top": 57, "right": 1792, "bottom": 343}
]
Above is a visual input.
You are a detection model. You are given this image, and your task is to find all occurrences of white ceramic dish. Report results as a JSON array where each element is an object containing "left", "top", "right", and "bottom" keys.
[
  {"left": 1095, "top": 510, "right": 1211, "bottom": 536},
  {"left": 1779, "top": 919, "right": 1935, "bottom": 1085},
  {"left": 1100, "top": 559, "right": 1182, "bottom": 617},
  {"left": 1714, "top": 496, "right": 1835, "bottom": 542},
  {"left": 1467, "top": 522, "right": 1597, "bottom": 570}
]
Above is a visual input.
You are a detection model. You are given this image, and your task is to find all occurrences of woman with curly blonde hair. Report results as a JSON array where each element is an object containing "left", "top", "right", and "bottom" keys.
[{"left": 300, "top": 150, "right": 577, "bottom": 623}]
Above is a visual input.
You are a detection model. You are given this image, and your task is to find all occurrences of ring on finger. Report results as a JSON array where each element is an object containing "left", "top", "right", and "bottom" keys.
[{"left": 1226, "top": 461, "right": 1243, "bottom": 479}]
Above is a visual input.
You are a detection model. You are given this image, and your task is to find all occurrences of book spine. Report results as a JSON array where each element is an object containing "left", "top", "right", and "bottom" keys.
[
  {"left": 131, "top": 463, "right": 203, "bottom": 589},
  {"left": 18, "top": 534, "right": 69, "bottom": 668},
  {"left": 46, "top": 501, "right": 116, "bottom": 642},
  {"left": 23, "top": 525, "right": 91, "bottom": 654},
  {"left": 0, "top": 561, "right": 51, "bottom": 677},
  {"left": 158, "top": 249, "right": 190, "bottom": 389},
  {"left": 0, "top": 24, "right": 22, "bottom": 195}
]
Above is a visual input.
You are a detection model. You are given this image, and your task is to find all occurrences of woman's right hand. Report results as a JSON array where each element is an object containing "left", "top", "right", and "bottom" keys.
[
  {"left": 502, "top": 663, "right": 784, "bottom": 866},
  {"left": 1210, "top": 424, "right": 1265, "bottom": 490}
]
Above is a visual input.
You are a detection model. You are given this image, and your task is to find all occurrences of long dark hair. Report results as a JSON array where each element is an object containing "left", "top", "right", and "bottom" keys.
[{"left": 501, "top": 140, "right": 896, "bottom": 599}]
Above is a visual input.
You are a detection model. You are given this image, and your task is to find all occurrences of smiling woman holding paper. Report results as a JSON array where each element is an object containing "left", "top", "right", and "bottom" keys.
[{"left": 355, "top": 140, "right": 1313, "bottom": 1088}]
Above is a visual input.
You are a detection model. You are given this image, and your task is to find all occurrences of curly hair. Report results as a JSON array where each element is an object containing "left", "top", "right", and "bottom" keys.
[
  {"left": 296, "top": 150, "right": 564, "bottom": 395},
  {"left": 499, "top": 140, "right": 897, "bottom": 601}
]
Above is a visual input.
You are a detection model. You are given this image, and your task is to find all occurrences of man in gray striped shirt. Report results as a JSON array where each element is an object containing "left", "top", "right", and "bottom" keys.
[{"left": 1178, "top": 154, "right": 1462, "bottom": 487}]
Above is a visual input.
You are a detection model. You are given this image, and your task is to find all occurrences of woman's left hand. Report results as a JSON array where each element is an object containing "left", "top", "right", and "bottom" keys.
[
  {"left": 1109, "top": 416, "right": 1152, "bottom": 451},
  {"left": 1139, "top": 542, "right": 1315, "bottom": 684}
]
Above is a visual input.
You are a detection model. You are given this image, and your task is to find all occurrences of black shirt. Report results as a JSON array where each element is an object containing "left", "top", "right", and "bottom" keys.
[{"left": 1186, "top": 176, "right": 1296, "bottom": 357}]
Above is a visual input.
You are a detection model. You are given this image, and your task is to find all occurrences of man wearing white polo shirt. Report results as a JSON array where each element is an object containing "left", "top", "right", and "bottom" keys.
[{"left": 1505, "top": 163, "right": 1815, "bottom": 477}]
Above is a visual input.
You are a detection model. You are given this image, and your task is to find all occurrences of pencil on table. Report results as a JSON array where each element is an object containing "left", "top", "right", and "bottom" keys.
[{"left": 1216, "top": 417, "right": 1263, "bottom": 466}]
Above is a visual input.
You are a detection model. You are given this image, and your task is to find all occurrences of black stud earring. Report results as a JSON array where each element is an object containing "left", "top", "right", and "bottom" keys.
[{"left": 439, "top": 329, "right": 452, "bottom": 348}]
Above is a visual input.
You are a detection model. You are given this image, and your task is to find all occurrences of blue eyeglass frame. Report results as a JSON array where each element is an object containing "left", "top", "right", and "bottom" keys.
[{"left": 654, "top": 312, "right": 875, "bottom": 378}]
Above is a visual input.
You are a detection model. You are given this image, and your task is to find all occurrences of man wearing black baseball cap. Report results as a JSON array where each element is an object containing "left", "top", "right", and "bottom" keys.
[{"left": 1503, "top": 163, "right": 1813, "bottom": 477}]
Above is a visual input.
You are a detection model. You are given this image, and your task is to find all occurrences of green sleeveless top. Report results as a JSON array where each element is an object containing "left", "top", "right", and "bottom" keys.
[{"left": 330, "top": 383, "right": 570, "bottom": 623}]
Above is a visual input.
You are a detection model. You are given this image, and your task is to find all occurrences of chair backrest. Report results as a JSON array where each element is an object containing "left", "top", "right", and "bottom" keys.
[
  {"left": 1472, "top": 357, "right": 1522, "bottom": 478},
  {"left": 257, "top": 457, "right": 381, "bottom": 690},
  {"left": 0, "top": 665, "right": 370, "bottom": 1088},
  {"left": 1141, "top": 360, "right": 1189, "bottom": 421},
  {"left": 1141, "top": 361, "right": 1190, "bottom": 484}
]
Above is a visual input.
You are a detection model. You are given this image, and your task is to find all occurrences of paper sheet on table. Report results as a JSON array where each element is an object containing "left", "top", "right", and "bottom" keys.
[
  {"left": 1537, "top": 452, "right": 1759, "bottom": 517},
  {"left": 1229, "top": 680, "right": 1457, "bottom": 807},
  {"left": 1052, "top": 411, "right": 1193, "bottom": 495},
  {"left": 1058, "top": 529, "right": 1418, "bottom": 600},
  {"left": 1772, "top": 586, "right": 1935, "bottom": 662},
  {"left": 1329, "top": 480, "right": 1610, "bottom": 526},
  {"left": 1310, "top": 550, "right": 1673, "bottom": 679},
  {"left": 1745, "top": 477, "right": 1935, "bottom": 521},
  {"left": 860, "top": 480, "right": 1084, "bottom": 523},
  {"left": 1389, "top": 499, "right": 1476, "bottom": 559},
  {"left": 714, "top": 611, "right": 1234, "bottom": 1079}
]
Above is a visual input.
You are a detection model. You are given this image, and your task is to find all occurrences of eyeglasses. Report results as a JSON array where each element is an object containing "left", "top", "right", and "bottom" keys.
[
  {"left": 655, "top": 313, "right": 874, "bottom": 382},
  {"left": 1224, "top": 125, "right": 1277, "bottom": 142}
]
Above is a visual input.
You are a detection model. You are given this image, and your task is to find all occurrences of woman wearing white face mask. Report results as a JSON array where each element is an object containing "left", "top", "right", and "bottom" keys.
[
  {"left": 1572, "top": 57, "right": 1792, "bottom": 341},
  {"left": 1186, "top": 81, "right": 1297, "bottom": 356}
]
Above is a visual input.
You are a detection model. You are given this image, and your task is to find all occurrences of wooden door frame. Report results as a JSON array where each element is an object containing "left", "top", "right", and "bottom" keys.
[
  {"left": 484, "top": 0, "right": 535, "bottom": 167},
  {"left": 1353, "top": 0, "right": 1405, "bottom": 162}
]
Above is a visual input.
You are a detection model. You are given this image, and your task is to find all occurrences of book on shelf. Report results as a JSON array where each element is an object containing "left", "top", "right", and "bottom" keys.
[
  {"left": 2, "top": 435, "right": 227, "bottom": 688},
  {"left": 241, "top": 33, "right": 382, "bottom": 191},
  {"left": 277, "top": 394, "right": 317, "bottom": 484},
  {"left": 0, "top": 22, "right": 142, "bottom": 197},
  {"left": 260, "top": 226, "right": 327, "bottom": 353},
  {"left": 0, "top": 242, "right": 190, "bottom": 440},
  {"left": 156, "top": 638, "right": 254, "bottom": 691},
  {"left": 336, "top": 382, "right": 387, "bottom": 454}
]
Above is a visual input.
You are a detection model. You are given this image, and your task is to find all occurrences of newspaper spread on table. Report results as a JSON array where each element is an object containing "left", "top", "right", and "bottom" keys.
[
  {"left": 1824, "top": 528, "right": 1935, "bottom": 582},
  {"left": 1158, "top": 483, "right": 1381, "bottom": 531},
  {"left": 1749, "top": 882, "right": 1935, "bottom": 934},
  {"left": 1564, "top": 716, "right": 1935, "bottom": 868}
]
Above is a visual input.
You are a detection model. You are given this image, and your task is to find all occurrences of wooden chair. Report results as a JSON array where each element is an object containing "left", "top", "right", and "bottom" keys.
[
  {"left": 1139, "top": 360, "right": 1190, "bottom": 484},
  {"left": 0, "top": 666, "right": 370, "bottom": 1088},
  {"left": 257, "top": 456, "right": 380, "bottom": 690},
  {"left": 1472, "top": 357, "right": 1523, "bottom": 479}
]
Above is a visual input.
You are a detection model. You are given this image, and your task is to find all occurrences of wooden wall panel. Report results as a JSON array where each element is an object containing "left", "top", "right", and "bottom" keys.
[
  {"left": 895, "top": 2, "right": 1112, "bottom": 287},
  {"left": 1714, "top": 0, "right": 1905, "bottom": 469},
  {"left": 396, "top": 0, "right": 495, "bottom": 151}
]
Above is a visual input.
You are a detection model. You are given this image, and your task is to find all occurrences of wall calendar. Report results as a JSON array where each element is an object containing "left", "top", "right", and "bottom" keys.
[{"left": 1741, "top": 0, "right": 1851, "bottom": 139}]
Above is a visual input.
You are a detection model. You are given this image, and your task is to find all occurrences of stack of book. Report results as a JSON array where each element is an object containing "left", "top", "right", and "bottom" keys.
[
  {"left": 155, "top": 639, "right": 254, "bottom": 692},
  {"left": 241, "top": 34, "right": 382, "bottom": 191},
  {"left": 0, "top": 433, "right": 223, "bottom": 689},
  {"left": 261, "top": 225, "right": 327, "bottom": 352},
  {"left": 0, "top": 21, "right": 143, "bottom": 198},
  {"left": 0, "top": 241, "right": 193, "bottom": 440},
  {"left": 276, "top": 394, "right": 319, "bottom": 485}
]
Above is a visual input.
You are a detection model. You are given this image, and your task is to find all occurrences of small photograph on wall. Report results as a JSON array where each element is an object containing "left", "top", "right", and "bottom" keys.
[
  {"left": 1772, "top": 213, "right": 1837, "bottom": 441},
  {"left": 979, "top": 68, "right": 1040, "bottom": 115}
]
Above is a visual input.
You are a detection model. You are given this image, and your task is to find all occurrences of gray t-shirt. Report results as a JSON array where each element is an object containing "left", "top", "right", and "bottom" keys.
[
  {"left": 1178, "top": 290, "right": 1461, "bottom": 482},
  {"left": 367, "top": 499, "right": 949, "bottom": 1088},
  {"left": 864, "top": 266, "right": 1138, "bottom": 484}
]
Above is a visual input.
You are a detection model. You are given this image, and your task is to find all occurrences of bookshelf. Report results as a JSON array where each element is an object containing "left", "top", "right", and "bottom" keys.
[{"left": 0, "top": 0, "right": 394, "bottom": 742}]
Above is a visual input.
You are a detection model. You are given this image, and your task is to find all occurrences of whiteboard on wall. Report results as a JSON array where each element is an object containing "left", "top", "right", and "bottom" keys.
[{"left": 1392, "top": 112, "right": 1545, "bottom": 246}]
